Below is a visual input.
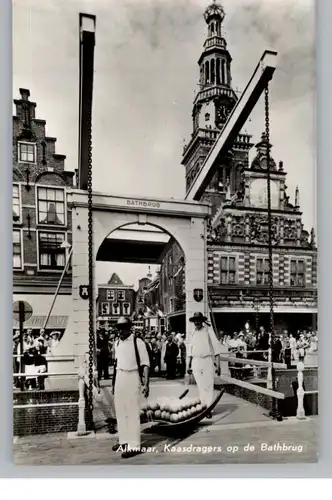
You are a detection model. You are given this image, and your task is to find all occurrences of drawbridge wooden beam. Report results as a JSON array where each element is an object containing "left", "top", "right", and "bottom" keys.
[
  {"left": 78, "top": 13, "right": 96, "bottom": 191},
  {"left": 219, "top": 354, "right": 286, "bottom": 369},
  {"left": 220, "top": 375, "right": 285, "bottom": 399},
  {"left": 185, "top": 50, "right": 278, "bottom": 201}
]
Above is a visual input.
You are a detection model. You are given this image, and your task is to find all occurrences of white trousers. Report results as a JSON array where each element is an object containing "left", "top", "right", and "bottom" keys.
[
  {"left": 192, "top": 356, "right": 214, "bottom": 407},
  {"left": 114, "top": 370, "right": 141, "bottom": 449}
]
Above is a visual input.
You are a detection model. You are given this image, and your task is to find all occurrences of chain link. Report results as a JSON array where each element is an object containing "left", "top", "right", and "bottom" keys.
[
  {"left": 87, "top": 101, "right": 94, "bottom": 429},
  {"left": 265, "top": 84, "right": 280, "bottom": 420},
  {"left": 264, "top": 84, "right": 274, "bottom": 338}
]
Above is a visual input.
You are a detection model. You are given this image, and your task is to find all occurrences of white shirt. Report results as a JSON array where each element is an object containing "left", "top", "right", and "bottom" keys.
[
  {"left": 187, "top": 325, "right": 222, "bottom": 358},
  {"left": 228, "top": 338, "right": 241, "bottom": 350},
  {"left": 115, "top": 334, "right": 150, "bottom": 371},
  {"left": 237, "top": 338, "right": 247, "bottom": 352}
]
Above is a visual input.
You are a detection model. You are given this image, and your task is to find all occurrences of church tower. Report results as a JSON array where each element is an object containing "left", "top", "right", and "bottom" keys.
[{"left": 182, "top": 1, "right": 254, "bottom": 215}]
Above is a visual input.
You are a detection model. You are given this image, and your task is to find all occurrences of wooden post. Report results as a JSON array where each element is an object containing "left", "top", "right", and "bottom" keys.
[
  {"left": 77, "top": 366, "right": 88, "bottom": 435},
  {"left": 296, "top": 361, "right": 306, "bottom": 420}
]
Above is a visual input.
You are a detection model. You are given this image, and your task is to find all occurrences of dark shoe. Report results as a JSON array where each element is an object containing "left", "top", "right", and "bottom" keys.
[
  {"left": 112, "top": 443, "right": 127, "bottom": 452},
  {"left": 121, "top": 448, "right": 142, "bottom": 459},
  {"left": 105, "top": 417, "right": 117, "bottom": 424},
  {"left": 107, "top": 423, "right": 117, "bottom": 434}
]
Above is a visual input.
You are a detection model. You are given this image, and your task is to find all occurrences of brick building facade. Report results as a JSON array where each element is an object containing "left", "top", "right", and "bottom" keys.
[
  {"left": 160, "top": 3, "right": 317, "bottom": 334},
  {"left": 12, "top": 89, "right": 75, "bottom": 333},
  {"left": 97, "top": 273, "right": 135, "bottom": 328}
]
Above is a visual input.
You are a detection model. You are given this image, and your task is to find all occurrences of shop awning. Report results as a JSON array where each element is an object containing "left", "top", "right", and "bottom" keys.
[
  {"left": 212, "top": 307, "right": 317, "bottom": 314},
  {"left": 13, "top": 315, "right": 69, "bottom": 329}
]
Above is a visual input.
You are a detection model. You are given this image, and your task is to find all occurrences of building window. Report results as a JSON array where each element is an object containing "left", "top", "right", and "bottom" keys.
[
  {"left": 18, "top": 142, "right": 36, "bottom": 163},
  {"left": 106, "top": 290, "right": 115, "bottom": 301},
  {"left": 220, "top": 256, "right": 236, "bottom": 284},
  {"left": 112, "top": 303, "right": 120, "bottom": 315},
  {"left": 123, "top": 302, "right": 131, "bottom": 315},
  {"left": 13, "top": 184, "right": 21, "bottom": 222},
  {"left": 117, "top": 290, "right": 125, "bottom": 301},
  {"left": 101, "top": 303, "right": 110, "bottom": 315},
  {"left": 290, "top": 259, "right": 305, "bottom": 287},
  {"left": 256, "top": 257, "right": 269, "bottom": 285},
  {"left": 13, "top": 230, "right": 22, "bottom": 269},
  {"left": 38, "top": 232, "right": 65, "bottom": 270},
  {"left": 37, "top": 187, "right": 65, "bottom": 226}
]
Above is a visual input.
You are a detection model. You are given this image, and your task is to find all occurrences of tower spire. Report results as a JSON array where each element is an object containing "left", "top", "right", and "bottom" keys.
[
  {"left": 182, "top": 2, "right": 254, "bottom": 216},
  {"left": 192, "top": 2, "right": 237, "bottom": 132}
]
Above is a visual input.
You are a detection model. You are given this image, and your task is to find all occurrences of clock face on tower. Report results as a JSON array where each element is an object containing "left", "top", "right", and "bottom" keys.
[{"left": 216, "top": 104, "right": 229, "bottom": 127}]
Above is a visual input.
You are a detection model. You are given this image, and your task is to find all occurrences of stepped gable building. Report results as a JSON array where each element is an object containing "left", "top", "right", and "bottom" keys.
[
  {"left": 161, "top": 2, "right": 317, "bottom": 334},
  {"left": 97, "top": 273, "right": 136, "bottom": 328},
  {"left": 12, "top": 88, "right": 74, "bottom": 334}
]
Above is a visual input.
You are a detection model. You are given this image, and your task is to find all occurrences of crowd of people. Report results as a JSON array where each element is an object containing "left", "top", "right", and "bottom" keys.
[
  {"left": 96, "top": 328, "right": 187, "bottom": 382},
  {"left": 13, "top": 322, "right": 318, "bottom": 390},
  {"left": 221, "top": 325, "right": 318, "bottom": 378},
  {"left": 97, "top": 323, "right": 318, "bottom": 382},
  {"left": 12, "top": 329, "right": 62, "bottom": 390}
]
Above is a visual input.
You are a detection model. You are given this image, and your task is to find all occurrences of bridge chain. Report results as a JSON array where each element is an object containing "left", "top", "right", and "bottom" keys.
[
  {"left": 265, "top": 83, "right": 282, "bottom": 421},
  {"left": 87, "top": 100, "right": 95, "bottom": 430}
]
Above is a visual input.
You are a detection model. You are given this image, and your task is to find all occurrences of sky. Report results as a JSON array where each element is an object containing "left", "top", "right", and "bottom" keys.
[{"left": 13, "top": 0, "right": 316, "bottom": 289}]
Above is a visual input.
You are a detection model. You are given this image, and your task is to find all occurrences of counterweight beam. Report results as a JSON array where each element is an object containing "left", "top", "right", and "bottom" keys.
[{"left": 185, "top": 50, "right": 278, "bottom": 201}]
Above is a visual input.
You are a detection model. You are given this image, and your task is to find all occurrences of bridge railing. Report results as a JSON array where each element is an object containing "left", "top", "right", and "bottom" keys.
[{"left": 218, "top": 354, "right": 310, "bottom": 419}]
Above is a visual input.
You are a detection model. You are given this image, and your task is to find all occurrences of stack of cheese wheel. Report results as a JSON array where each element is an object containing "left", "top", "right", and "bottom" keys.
[{"left": 140, "top": 397, "right": 207, "bottom": 424}]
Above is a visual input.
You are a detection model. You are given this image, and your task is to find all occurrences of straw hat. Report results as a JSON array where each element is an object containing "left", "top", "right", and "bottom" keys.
[
  {"left": 189, "top": 312, "right": 208, "bottom": 323},
  {"left": 114, "top": 317, "right": 132, "bottom": 329}
]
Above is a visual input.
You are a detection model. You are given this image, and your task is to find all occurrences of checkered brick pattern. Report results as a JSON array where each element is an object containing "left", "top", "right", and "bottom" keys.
[
  {"left": 305, "top": 257, "right": 312, "bottom": 286},
  {"left": 273, "top": 254, "right": 279, "bottom": 285},
  {"left": 279, "top": 254, "right": 285, "bottom": 286},
  {"left": 237, "top": 253, "right": 245, "bottom": 284},
  {"left": 249, "top": 254, "right": 257, "bottom": 284},
  {"left": 207, "top": 252, "right": 215, "bottom": 283},
  {"left": 312, "top": 254, "right": 317, "bottom": 287},
  {"left": 244, "top": 253, "right": 250, "bottom": 285},
  {"left": 283, "top": 255, "right": 291, "bottom": 286}
]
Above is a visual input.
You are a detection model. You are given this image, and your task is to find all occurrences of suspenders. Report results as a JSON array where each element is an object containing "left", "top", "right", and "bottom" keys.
[{"left": 113, "top": 335, "right": 144, "bottom": 387}]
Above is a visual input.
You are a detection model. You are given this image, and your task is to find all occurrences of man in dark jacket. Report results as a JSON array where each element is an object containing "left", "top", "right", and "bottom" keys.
[
  {"left": 97, "top": 330, "right": 110, "bottom": 380},
  {"left": 164, "top": 334, "right": 179, "bottom": 379},
  {"left": 272, "top": 335, "right": 283, "bottom": 362},
  {"left": 257, "top": 327, "right": 270, "bottom": 360}
]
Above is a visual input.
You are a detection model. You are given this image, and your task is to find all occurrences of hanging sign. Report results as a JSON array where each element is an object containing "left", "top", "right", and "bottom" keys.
[{"left": 193, "top": 288, "right": 204, "bottom": 302}]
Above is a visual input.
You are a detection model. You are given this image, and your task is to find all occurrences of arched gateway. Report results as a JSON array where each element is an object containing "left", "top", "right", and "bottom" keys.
[
  {"left": 69, "top": 190, "right": 210, "bottom": 366},
  {"left": 66, "top": 15, "right": 277, "bottom": 377}
]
